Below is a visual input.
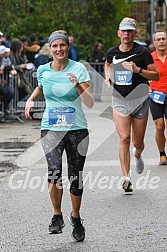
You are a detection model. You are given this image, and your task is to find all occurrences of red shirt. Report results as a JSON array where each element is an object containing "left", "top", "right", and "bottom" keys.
[{"left": 150, "top": 50, "right": 167, "bottom": 93}]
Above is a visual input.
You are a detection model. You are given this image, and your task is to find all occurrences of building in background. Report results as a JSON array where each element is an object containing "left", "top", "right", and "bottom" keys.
[{"left": 127, "top": 0, "right": 167, "bottom": 45}]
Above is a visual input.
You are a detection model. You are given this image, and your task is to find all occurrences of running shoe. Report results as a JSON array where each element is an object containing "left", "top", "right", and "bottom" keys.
[
  {"left": 68, "top": 212, "right": 85, "bottom": 242},
  {"left": 122, "top": 178, "right": 133, "bottom": 193},
  {"left": 49, "top": 214, "right": 65, "bottom": 234},
  {"left": 133, "top": 147, "right": 144, "bottom": 174},
  {"left": 159, "top": 155, "right": 167, "bottom": 165}
]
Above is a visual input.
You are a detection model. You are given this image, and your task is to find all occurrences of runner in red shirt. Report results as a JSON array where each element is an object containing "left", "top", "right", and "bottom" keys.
[{"left": 150, "top": 31, "right": 167, "bottom": 165}]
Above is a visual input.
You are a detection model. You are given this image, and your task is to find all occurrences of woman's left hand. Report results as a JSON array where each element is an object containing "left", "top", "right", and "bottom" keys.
[{"left": 67, "top": 73, "right": 78, "bottom": 86}]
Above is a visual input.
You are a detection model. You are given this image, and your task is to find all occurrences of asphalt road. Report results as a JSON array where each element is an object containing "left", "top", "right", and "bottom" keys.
[{"left": 0, "top": 102, "right": 167, "bottom": 252}]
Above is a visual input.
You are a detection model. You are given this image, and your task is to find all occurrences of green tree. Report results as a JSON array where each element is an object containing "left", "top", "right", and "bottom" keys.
[{"left": 0, "top": 0, "right": 129, "bottom": 59}]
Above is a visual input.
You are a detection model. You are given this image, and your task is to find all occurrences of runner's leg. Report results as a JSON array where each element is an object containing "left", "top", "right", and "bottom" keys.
[
  {"left": 132, "top": 111, "right": 148, "bottom": 157},
  {"left": 113, "top": 109, "right": 132, "bottom": 177},
  {"left": 154, "top": 118, "right": 166, "bottom": 152}
]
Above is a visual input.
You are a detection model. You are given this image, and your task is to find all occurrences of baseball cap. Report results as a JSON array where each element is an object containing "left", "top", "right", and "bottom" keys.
[
  {"left": 0, "top": 45, "right": 10, "bottom": 55},
  {"left": 119, "top": 17, "right": 136, "bottom": 31}
]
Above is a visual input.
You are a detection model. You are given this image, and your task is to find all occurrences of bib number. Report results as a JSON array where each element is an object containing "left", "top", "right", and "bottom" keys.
[
  {"left": 114, "top": 70, "right": 132, "bottom": 85},
  {"left": 150, "top": 91, "right": 165, "bottom": 104},
  {"left": 49, "top": 107, "right": 75, "bottom": 127}
]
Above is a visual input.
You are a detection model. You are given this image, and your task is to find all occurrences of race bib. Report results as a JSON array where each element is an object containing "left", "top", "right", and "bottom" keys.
[
  {"left": 150, "top": 91, "right": 165, "bottom": 104},
  {"left": 114, "top": 70, "right": 132, "bottom": 85},
  {"left": 48, "top": 107, "right": 75, "bottom": 127}
]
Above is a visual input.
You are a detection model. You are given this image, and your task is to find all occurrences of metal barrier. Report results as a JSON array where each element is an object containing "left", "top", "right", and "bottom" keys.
[
  {"left": 0, "top": 70, "right": 33, "bottom": 123},
  {"left": 0, "top": 62, "right": 111, "bottom": 122},
  {"left": 88, "top": 62, "right": 105, "bottom": 101}
]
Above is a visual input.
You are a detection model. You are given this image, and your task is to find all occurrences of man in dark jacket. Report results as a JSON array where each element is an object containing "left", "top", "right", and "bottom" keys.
[{"left": 68, "top": 36, "right": 79, "bottom": 61}]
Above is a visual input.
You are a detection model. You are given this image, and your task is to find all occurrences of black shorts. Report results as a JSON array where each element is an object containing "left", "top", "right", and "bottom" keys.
[
  {"left": 149, "top": 97, "right": 167, "bottom": 120},
  {"left": 41, "top": 129, "right": 89, "bottom": 184}
]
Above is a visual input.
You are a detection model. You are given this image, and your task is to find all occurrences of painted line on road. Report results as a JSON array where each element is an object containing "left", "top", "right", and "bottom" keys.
[
  {"left": 17, "top": 158, "right": 160, "bottom": 170},
  {"left": 85, "top": 158, "right": 159, "bottom": 167}
]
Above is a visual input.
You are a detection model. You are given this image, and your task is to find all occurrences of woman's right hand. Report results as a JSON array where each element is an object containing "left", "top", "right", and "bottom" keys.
[
  {"left": 25, "top": 99, "right": 34, "bottom": 119},
  {"left": 105, "top": 78, "right": 112, "bottom": 88}
]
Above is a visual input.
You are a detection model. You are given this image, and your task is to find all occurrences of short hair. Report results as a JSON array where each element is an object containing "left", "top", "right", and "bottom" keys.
[{"left": 152, "top": 31, "right": 167, "bottom": 41}]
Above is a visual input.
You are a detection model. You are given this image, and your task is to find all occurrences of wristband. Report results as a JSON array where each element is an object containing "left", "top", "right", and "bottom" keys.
[{"left": 138, "top": 67, "right": 142, "bottom": 74}]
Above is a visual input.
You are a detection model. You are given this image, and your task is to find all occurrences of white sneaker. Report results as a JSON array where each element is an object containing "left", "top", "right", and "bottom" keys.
[{"left": 133, "top": 147, "right": 144, "bottom": 174}]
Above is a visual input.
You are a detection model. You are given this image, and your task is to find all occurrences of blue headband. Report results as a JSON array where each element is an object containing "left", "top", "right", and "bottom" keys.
[{"left": 48, "top": 33, "right": 69, "bottom": 46}]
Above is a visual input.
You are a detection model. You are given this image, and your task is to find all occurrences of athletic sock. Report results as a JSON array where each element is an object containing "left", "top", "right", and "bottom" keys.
[
  {"left": 124, "top": 176, "right": 130, "bottom": 181},
  {"left": 160, "top": 151, "right": 166, "bottom": 157}
]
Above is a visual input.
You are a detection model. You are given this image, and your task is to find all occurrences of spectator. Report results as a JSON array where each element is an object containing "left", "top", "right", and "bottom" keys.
[
  {"left": 20, "top": 35, "right": 28, "bottom": 46},
  {"left": 68, "top": 35, "right": 79, "bottom": 61},
  {"left": 39, "top": 37, "right": 49, "bottom": 47},
  {"left": 9, "top": 38, "right": 33, "bottom": 100},
  {"left": 24, "top": 33, "right": 41, "bottom": 63},
  {"left": 148, "top": 43, "right": 155, "bottom": 53},
  {"left": 19, "top": 35, "right": 29, "bottom": 52},
  {"left": 0, "top": 31, "right": 3, "bottom": 45},
  {"left": 0, "top": 33, "right": 11, "bottom": 48},
  {"left": 34, "top": 43, "right": 53, "bottom": 68},
  {"left": 89, "top": 42, "right": 106, "bottom": 101},
  {"left": 145, "top": 12, "right": 151, "bottom": 45},
  {"left": 4, "top": 34, "right": 11, "bottom": 48},
  {"left": 156, "top": 0, "right": 166, "bottom": 22},
  {"left": 0, "top": 45, "right": 14, "bottom": 114},
  {"left": 89, "top": 42, "right": 105, "bottom": 64}
]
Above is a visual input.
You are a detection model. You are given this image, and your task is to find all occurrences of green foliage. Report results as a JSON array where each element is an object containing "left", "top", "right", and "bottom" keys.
[{"left": 0, "top": 0, "right": 129, "bottom": 59}]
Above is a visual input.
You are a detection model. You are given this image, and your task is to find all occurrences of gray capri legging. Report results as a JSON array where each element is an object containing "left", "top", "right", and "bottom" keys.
[{"left": 41, "top": 129, "right": 89, "bottom": 196}]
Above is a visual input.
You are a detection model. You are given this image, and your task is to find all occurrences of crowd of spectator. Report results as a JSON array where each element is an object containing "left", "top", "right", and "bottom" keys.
[{"left": 0, "top": 32, "right": 46, "bottom": 116}]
